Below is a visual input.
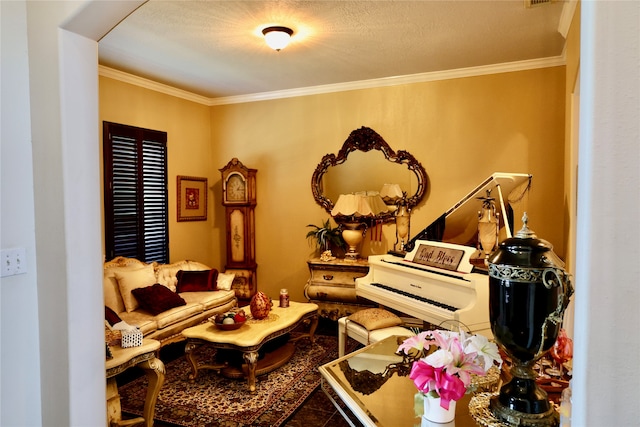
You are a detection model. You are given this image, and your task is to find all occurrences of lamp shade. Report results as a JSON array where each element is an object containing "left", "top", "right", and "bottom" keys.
[
  {"left": 379, "top": 183, "right": 404, "bottom": 204},
  {"left": 262, "top": 26, "right": 293, "bottom": 51},
  {"left": 331, "top": 193, "right": 388, "bottom": 218}
]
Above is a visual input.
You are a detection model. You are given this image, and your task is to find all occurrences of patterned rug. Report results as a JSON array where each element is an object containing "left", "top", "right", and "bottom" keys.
[{"left": 119, "top": 333, "right": 349, "bottom": 426}]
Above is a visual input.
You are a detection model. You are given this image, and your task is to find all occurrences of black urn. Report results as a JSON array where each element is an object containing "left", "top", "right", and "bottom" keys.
[{"left": 487, "top": 213, "right": 573, "bottom": 426}]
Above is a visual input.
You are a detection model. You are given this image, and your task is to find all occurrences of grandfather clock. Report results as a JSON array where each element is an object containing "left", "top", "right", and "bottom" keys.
[{"left": 220, "top": 158, "right": 257, "bottom": 300}]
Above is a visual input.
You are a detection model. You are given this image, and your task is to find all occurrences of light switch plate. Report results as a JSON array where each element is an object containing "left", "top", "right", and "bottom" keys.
[{"left": 1, "top": 248, "right": 27, "bottom": 277}]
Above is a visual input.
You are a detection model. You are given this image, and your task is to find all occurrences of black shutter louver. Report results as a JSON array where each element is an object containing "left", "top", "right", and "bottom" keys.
[{"left": 104, "top": 122, "right": 168, "bottom": 263}]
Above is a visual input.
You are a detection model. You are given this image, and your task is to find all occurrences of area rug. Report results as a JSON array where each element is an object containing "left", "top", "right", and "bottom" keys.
[{"left": 119, "top": 333, "right": 352, "bottom": 426}]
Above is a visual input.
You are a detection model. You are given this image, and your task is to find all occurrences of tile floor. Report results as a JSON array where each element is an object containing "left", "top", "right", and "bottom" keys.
[{"left": 283, "top": 386, "right": 362, "bottom": 427}]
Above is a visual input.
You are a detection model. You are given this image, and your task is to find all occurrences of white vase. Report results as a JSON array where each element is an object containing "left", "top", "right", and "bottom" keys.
[{"left": 422, "top": 395, "right": 456, "bottom": 424}]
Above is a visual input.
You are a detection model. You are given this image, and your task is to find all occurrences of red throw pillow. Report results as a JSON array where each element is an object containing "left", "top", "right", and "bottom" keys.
[
  {"left": 131, "top": 283, "right": 186, "bottom": 315},
  {"left": 176, "top": 269, "right": 219, "bottom": 292},
  {"left": 105, "top": 306, "right": 122, "bottom": 326}
]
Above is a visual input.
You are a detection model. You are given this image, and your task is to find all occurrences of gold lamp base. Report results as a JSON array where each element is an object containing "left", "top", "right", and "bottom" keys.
[{"left": 341, "top": 222, "right": 367, "bottom": 259}]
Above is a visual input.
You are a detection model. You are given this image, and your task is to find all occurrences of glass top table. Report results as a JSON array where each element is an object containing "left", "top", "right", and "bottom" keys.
[{"left": 319, "top": 335, "right": 479, "bottom": 427}]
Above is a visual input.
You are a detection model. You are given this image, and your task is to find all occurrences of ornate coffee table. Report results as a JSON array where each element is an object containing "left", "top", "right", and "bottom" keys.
[{"left": 182, "top": 300, "right": 318, "bottom": 392}]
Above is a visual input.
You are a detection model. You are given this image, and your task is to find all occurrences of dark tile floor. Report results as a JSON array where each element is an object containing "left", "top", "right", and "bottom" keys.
[{"left": 283, "top": 388, "right": 362, "bottom": 427}]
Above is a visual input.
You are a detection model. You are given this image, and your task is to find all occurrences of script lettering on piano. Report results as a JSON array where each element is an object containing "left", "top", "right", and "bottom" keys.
[
  {"left": 412, "top": 244, "right": 464, "bottom": 271},
  {"left": 404, "top": 240, "right": 477, "bottom": 274}
]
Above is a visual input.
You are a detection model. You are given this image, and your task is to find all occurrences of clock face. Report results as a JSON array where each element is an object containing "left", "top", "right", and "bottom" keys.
[{"left": 226, "top": 174, "right": 246, "bottom": 202}]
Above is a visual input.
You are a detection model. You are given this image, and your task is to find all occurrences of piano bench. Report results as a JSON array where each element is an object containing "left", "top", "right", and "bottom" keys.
[{"left": 338, "top": 316, "right": 413, "bottom": 357}]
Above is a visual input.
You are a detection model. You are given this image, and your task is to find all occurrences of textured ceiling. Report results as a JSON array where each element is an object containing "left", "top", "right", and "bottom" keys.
[{"left": 98, "top": 0, "right": 567, "bottom": 99}]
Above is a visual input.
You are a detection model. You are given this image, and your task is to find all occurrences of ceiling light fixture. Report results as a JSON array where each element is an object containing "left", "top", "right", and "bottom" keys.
[{"left": 262, "top": 26, "right": 293, "bottom": 51}]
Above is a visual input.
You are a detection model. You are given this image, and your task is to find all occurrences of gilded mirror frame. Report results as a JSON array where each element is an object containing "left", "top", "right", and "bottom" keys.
[{"left": 311, "top": 126, "right": 428, "bottom": 223}]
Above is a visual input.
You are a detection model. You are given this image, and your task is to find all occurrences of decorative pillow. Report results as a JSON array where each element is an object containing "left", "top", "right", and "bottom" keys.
[
  {"left": 216, "top": 272, "right": 235, "bottom": 291},
  {"left": 154, "top": 260, "right": 190, "bottom": 291},
  {"left": 176, "top": 269, "right": 219, "bottom": 292},
  {"left": 104, "top": 263, "right": 146, "bottom": 313},
  {"left": 131, "top": 283, "right": 186, "bottom": 315},
  {"left": 114, "top": 264, "right": 157, "bottom": 312},
  {"left": 105, "top": 306, "right": 122, "bottom": 326},
  {"left": 347, "top": 308, "right": 402, "bottom": 331}
]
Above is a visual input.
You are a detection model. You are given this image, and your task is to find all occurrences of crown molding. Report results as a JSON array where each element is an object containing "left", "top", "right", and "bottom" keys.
[
  {"left": 100, "top": 56, "right": 566, "bottom": 107},
  {"left": 98, "top": 66, "right": 211, "bottom": 105}
]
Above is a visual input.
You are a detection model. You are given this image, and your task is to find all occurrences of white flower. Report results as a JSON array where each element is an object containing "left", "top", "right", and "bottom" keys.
[
  {"left": 464, "top": 334, "right": 502, "bottom": 372},
  {"left": 425, "top": 348, "right": 454, "bottom": 368}
]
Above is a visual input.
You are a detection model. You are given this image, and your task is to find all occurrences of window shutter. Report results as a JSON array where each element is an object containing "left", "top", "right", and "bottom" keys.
[
  {"left": 142, "top": 138, "right": 168, "bottom": 262},
  {"left": 104, "top": 122, "right": 168, "bottom": 263}
]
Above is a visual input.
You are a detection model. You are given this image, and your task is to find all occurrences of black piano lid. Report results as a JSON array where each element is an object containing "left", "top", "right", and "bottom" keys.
[{"left": 404, "top": 172, "right": 532, "bottom": 252}]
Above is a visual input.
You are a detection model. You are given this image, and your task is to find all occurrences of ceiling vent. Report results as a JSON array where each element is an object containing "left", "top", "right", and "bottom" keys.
[{"left": 525, "top": 0, "right": 555, "bottom": 7}]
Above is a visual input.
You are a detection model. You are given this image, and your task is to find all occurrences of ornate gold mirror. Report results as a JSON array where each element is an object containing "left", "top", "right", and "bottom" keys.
[{"left": 311, "top": 127, "right": 428, "bottom": 223}]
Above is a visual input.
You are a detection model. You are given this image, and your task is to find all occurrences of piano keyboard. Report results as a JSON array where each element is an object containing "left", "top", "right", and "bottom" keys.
[
  {"left": 370, "top": 282, "right": 459, "bottom": 312},
  {"left": 356, "top": 253, "right": 492, "bottom": 337}
]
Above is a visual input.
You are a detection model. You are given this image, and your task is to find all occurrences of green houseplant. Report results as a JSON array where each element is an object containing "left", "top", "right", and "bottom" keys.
[{"left": 306, "top": 218, "right": 345, "bottom": 256}]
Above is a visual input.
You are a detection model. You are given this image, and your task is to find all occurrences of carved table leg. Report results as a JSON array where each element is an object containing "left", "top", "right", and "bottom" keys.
[
  {"left": 308, "top": 314, "right": 319, "bottom": 343},
  {"left": 185, "top": 341, "right": 200, "bottom": 381},
  {"left": 243, "top": 351, "right": 259, "bottom": 392},
  {"left": 290, "top": 314, "right": 319, "bottom": 344},
  {"left": 138, "top": 357, "right": 165, "bottom": 427}
]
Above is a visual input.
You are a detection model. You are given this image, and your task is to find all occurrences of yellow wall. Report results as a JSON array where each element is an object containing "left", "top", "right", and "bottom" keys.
[
  {"left": 99, "top": 78, "right": 220, "bottom": 266},
  {"left": 100, "top": 66, "right": 566, "bottom": 302}
]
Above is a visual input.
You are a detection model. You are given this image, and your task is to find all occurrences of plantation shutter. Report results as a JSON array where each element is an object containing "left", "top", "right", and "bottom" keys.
[{"left": 103, "top": 122, "right": 169, "bottom": 263}]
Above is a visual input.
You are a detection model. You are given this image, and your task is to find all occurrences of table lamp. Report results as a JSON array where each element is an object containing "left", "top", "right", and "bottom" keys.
[
  {"left": 331, "top": 193, "right": 388, "bottom": 259},
  {"left": 379, "top": 183, "right": 404, "bottom": 205}
]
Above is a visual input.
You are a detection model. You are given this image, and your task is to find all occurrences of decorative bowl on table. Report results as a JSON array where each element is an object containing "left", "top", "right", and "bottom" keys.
[{"left": 209, "top": 309, "right": 247, "bottom": 330}]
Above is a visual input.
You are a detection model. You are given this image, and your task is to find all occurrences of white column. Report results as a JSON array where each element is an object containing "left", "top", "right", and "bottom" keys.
[{"left": 573, "top": 1, "right": 640, "bottom": 425}]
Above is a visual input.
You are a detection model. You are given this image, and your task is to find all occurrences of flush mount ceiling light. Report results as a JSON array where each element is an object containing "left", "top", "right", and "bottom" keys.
[{"left": 262, "top": 26, "right": 293, "bottom": 51}]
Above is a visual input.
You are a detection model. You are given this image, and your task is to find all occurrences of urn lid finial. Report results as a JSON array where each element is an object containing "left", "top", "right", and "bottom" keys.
[
  {"left": 488, "top": 212, "right": 564, "bottom": 269},
  {"left": 515, "top": 212, "right": 537, "bottom": 239}
]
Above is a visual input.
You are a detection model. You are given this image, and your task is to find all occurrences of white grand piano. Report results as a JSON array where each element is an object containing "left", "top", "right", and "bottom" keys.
[{"left": 355, "top": 172, "right": 532, "bottom": 337}]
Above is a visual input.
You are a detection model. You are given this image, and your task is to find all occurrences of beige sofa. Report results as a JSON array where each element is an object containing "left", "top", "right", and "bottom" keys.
[{"left": 104, "top": 256, "right": 238, "bottom": 346}]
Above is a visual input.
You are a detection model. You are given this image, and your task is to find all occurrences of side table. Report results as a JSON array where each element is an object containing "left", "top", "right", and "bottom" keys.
[
  {"left": 304, "top": 257, "right": 374, "bottom": 320},
  {"left": 106, "top": 339, "right": 165, "bottom": 427}
]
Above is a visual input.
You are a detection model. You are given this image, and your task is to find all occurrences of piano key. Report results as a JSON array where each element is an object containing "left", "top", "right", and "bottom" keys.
[{"left": 370, "top": 282, "right": 459, "bottom": 312}]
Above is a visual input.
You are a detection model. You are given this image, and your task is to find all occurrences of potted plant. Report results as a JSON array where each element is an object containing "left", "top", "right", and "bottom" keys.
[{"left": 306, "top": 218, "right": 345, "bottom": 257}]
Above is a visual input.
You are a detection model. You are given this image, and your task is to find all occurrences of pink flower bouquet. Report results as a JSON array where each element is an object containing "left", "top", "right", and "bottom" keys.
[{"left": 397, "top": 329, "right": 502, "bottom": 410}]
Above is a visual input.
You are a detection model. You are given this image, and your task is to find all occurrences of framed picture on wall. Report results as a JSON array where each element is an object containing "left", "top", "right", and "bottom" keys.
[{"left": 177, "top": 176, "right": 207, "bottom": 221}]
